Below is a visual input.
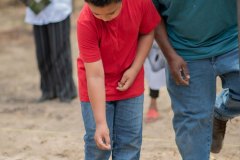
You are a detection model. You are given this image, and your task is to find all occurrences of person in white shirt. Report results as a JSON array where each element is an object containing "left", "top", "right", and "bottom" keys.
[
  {"left": 144, "top": 41, "right": 166, "bottom": 123},
  {"left": 24, "top": 0, "right": 77, "bottom": 102}
]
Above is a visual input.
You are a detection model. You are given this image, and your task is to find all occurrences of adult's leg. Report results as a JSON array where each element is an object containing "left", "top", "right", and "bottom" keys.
[
  {"left": 47, "top": 16, "right": 77, "bottom": 102},
  {"left": 81, "top": 102, "right": 114, "bottom": 160},
  {"left": 112, "top": 95, "right": 144, "bottom": 160},
  {"left": 215, "top": 49, "right": 240, "bottom": 120},
  {"left": 33, "top": 25, "right": 56, "bottom": 100},
  {"left": 166, "top": 59, "right": 216, "bottom": 160},
  {"left": 211, "top": 49, "right": 240, "bottom": 153}
]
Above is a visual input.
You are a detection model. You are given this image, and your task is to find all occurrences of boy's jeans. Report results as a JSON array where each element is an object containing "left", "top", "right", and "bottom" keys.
[
  {"left": 81, "top": 95, "right": 144, "bottom": 160},
  {"left": 166, "top": 49, "right": 240, "bottom": 160}
]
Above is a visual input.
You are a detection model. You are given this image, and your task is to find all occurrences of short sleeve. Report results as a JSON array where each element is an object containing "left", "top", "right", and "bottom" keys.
[
  {"left": 152, "top": 0, "right": 162, "bottom": 14},
  {"left": 139, "top": 0, "right": 161, "bottom": 34},
  {"left": 77, "top": 16, "right": 101, "bottom": 63}
]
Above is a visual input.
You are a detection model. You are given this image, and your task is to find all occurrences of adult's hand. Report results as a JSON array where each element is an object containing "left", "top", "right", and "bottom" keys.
[{"left": 168, "top": 54, "right": 190, "bottom": 85}]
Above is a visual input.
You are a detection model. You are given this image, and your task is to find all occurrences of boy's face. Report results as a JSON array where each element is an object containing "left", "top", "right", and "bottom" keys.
[{"left": 88, "top": 1, "right": 122, "bottom": 22}]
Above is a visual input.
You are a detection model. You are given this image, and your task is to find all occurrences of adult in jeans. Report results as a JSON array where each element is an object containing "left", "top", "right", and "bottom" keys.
[
  {"left": 152, "top": 0, "right": 240, "bottom": 159},
  {"left": 24, "top": 0, "right": 77, "bottom": 102}
]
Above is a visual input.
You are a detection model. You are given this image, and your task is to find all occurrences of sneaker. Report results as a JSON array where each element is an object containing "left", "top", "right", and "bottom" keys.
[
  {"left": 211, "top": 117, "right": 228, "bottom": 153},
  {"left": 145, "top": 108, "right": 160, "bottom": 123}
]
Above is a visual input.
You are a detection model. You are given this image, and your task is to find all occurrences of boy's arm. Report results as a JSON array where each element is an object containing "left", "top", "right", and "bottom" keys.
[
  {"left": 117, "top": 30, "right": 155, "bottom": 91},
  {"left": 154, "top": 21, "right": 190, "bottom": 85},
  {"left": 84, "top": 60, "right": 111, "bottom": 150}
]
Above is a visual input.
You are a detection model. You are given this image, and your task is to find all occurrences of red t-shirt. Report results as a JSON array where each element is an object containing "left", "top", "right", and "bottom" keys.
[{"left": 77, "top": 0, "right": 161, "bottom": 102}]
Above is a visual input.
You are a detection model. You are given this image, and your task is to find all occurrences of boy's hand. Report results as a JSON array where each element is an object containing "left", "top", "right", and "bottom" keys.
[
  {"left": 168, "top": 54, "right": 190, "bottom": 85},
  {"left": 94, "top": 123, "right": 111, "bottom": 150},
  {"left": 117, "top": 68, "right": 138, "bottom": 91}
]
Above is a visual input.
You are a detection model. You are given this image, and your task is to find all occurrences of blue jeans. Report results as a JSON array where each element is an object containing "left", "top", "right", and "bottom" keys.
[
  {"left": 166, "top": 49, "right": 240, "bottom": 160},
  {"left": 81, "top": 95, "right": 144, "bottom": 160}
]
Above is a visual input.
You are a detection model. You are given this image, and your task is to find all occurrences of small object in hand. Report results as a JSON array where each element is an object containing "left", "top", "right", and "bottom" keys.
[
  {"left": 180, "top": 68, "right": 190, "bottom": 80},
  {"left": 180, "top": 69, "right": 186, "bottom": 80}
]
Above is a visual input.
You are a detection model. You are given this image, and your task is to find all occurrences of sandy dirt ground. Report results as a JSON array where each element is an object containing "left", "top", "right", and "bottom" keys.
[{"left": 0, "top": 1, "right": 240, "bottom": 160}]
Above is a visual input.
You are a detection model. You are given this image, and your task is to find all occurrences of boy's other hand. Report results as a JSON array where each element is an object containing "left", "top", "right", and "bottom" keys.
[
  {"left": 94, "top": 123, "right": 111, "bottom": 150},
  {"left": 117, "top": 68, "right": 138, "bottom": 91}
]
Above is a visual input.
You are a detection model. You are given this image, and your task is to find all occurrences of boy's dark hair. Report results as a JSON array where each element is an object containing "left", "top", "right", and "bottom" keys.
[{"left": 85, "top": 0, "right": 121, "bottom": 7}]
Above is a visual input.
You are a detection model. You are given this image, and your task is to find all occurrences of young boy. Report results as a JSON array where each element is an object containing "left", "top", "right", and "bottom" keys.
[{"left": 77, "top": 0, "right": 160, "bottom": 159}]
